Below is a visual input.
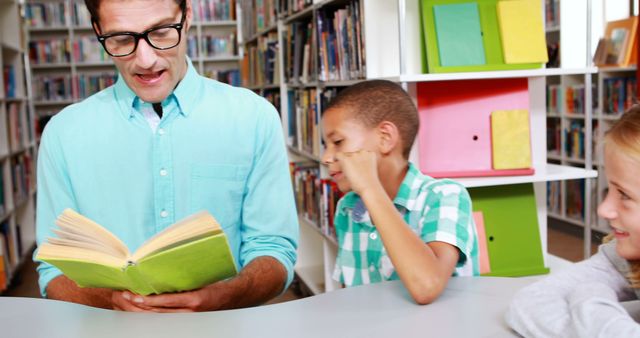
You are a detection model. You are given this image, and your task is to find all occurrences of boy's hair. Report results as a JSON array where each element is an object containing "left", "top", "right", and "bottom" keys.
[
  {"left": 603, "top": 103, "right": 640, "bottom": 288},
  {"left": 325, "top": 80, "right": 419, "bottom": 159},
  {"left": 85, "top": 0, "right": 184, "bottom": 24}
]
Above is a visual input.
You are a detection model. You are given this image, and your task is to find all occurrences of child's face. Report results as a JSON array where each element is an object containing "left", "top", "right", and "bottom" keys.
[
  {"left": 598, "top": 145, "right": 640, "bottom": 260},
  {"left": 321, "top": 108, "right": 379, "bottom": 192}
]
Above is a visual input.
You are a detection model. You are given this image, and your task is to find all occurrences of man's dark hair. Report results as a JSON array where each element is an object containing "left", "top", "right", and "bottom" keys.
[
  {"left": 85, "top": 0, "right": 184, "bottom": 24},
  {"left": 325, "top": 80, "right": 419, "bottom": 159}
]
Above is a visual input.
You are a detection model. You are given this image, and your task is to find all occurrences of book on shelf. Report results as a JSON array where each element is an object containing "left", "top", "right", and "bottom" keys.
[
  {"left": 490, "top": 109, "right": 532, "bottom": 170},
  {"left": 603, "top": 77, "right": 637, "bottom": 115},
  {"left": 432, "top": 2, "right": 485, "bottom": 67},
  {"left": 3, "top": 65, "right": 16, "bottom": 98},
  {"left": 36, "top": 209, "right": 238, "bottom": 295},
  {"left": 496, "top": 0, "right": 548, "bottom": 64},
  {"left": 544, "top": 0, "right": 559, "bottom": 29}
]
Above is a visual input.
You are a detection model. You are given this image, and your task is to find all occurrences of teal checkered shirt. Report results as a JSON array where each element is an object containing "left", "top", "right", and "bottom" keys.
[{"left": 333, "top": 162, "right": 479, "bottom": 286}]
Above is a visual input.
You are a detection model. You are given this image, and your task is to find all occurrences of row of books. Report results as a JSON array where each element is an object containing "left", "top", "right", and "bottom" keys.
[
  {"left": 565, "top": 120, "right": 585, "bottom": 160},
  {"left": 283, "top": 21, "right": 315, "bottom": 84},
  {"left": 11, "top": 154, "right": 34, "bottom": 206},
  {"left": 546, "top": 178, "right": 590, "bottom": 223},
  {"left": 187, "top": 33, "right": 237, "bottom": 58},
  {"left": 192, "top": 0, "right": 236, "bottom": 22},
  {"left": 29, "top": 37, "right": 110, "bottom": 64},
  {"left": 289, "top": 161, "right": 341, "bottom": 241},
  {"left": 33, "top": 72, "right": 117, "bottom": 102},
  {"left": 24, "top": 2, "right": 67, "bottom": 28},
  {"left": 546, "top": 118, "right": 561, "bottom": 154},
  {"left": 0, "top": 221, "right": 14, "bottom": 292},
  {"left": 547, "top": 84, "right": 597, "bottom": 115},
  {"left": 6, "top": 103, "right": 33, "bottom": 154},
  {"left": 286, "top": 88, "right": 320, "bottom": 157},
  {"left": 203, "top": 68, "right": 241, "bottom": 87},
  {"left": 242, "top": 32, "right": 280, "bottom": 87},
  {"left": 316, "top": 1, "right": 365, "bottom": 81},
  {"left": 603, "top": 77, "right": 637, "bottom": 115},
  {"left": 544, "top": 0, "right": 559, "bottom": 29},
  {"left": 239, "top": 0, "right": 276, "bottom": 40},
  {"left": 546, "top": 180, "right": 561, "bottom": 215},
  {"left": 3, "top": 66, "right": 16, "bottom": 98}
]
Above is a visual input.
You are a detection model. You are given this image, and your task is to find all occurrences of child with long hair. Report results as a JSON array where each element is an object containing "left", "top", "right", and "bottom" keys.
[{"left": 506, "top": 104, "right": 640, "bottom": 337}]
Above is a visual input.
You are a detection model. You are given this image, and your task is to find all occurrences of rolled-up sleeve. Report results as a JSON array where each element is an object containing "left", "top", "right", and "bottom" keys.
[{"left": 239, "top": 98, "right": 299, "bottom": 291}]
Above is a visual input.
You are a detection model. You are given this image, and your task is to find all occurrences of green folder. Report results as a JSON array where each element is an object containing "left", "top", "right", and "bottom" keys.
[
  {"left": 433, "top": 3, "right": 486, "bottom": 67},
  {"left": 468, "top": 183, "right": 549, "bottom": 276}
]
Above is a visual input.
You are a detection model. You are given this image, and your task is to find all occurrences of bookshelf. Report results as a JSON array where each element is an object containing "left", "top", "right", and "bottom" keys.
[
  {"left": 241, "top": 0, "right": 600, "bottom": 294},
  {"left": 546, "top": 3, "right": 638, "bottom": 244},
  {"left": 24, "top": 0, "right": 241, "bottom": 138},
  {"left": 0, "top": 0, "right": 38, "bottom": 293}
]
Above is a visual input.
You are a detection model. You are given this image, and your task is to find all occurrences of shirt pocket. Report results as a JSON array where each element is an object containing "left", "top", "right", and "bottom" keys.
[{"left": 190, "top": 164, "right": 249, "bottom": 232}]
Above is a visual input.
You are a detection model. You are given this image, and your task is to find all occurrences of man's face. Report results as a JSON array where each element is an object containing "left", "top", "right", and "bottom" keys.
[{"left": 96, "top": 0, "right": 191, "bottom": 103}]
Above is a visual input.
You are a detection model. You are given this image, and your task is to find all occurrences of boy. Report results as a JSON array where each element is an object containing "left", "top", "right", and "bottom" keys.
[{"left": 321, "top": 80, "right": 479, "bottom": 304}]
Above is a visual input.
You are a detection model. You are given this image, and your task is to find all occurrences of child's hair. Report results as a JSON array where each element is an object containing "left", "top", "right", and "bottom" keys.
[
  {"left": 603, "top": 103, "right": 640, "bottom": 288},
  {"left": 324, "top": 80, "right": 419, "bottom": 159}
]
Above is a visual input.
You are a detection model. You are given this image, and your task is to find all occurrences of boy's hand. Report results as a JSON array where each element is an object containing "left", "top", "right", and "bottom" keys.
[{"left": 336, "top": 150, "right": 382, "bottom": 196}]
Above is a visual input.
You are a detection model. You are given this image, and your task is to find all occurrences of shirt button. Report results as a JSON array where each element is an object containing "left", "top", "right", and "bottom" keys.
[
  {"left": 369, "top": 265, "right": 375, "bottom": 272},
  {"left": 160, "top": 210, "right": 169, "bottom": 218},
  {"left": 369, "top": 232, "right": 378, "bottom": 240},
  {"left": 160, "top": 169, "right": 168, "bottom": 176},
  {"left": 158, "top": 128, "right": 165, "bottom": 135}
]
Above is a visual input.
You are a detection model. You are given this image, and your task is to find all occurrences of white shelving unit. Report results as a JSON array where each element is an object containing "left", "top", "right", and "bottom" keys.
[
  {"left": 0, "top": 0, "right": 37, "bottom": 293},
  {"left": 545, "top": 2, "right": 637, "bottom": 249},
  {"left": 241, "top": 0, "right": 603, "bottom": 294}
]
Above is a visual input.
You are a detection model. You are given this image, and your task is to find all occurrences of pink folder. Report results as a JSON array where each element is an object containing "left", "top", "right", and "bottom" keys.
[{"left": 417, "top": 78, "right": 534, "bottom": 178}]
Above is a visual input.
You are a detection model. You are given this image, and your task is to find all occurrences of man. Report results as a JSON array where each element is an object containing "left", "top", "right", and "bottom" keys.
[{"left": 35, "top": 0, "right": 298, "bottom": 312}]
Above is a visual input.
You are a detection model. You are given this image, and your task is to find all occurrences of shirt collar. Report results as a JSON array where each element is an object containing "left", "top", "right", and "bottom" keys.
[{"left": 113, "top": 56, "right": 201, "bottom": 120}]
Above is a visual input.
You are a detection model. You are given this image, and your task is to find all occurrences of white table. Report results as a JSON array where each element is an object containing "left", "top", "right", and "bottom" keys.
[{"left": 0, "top": 276, "right": 539, "bottom": 338}]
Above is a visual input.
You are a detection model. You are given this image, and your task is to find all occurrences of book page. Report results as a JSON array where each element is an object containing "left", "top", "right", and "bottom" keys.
[
  {"left": 37, "top": 243, "right": 124, "bottom": 268},
  {"left": 54, "top": 209, "right": 130, "bottom": 258},
  {"left": 131, "top": 211, "right": 222, "bottom": 262}
]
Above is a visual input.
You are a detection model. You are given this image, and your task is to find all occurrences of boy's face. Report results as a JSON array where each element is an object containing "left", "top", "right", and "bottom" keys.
[
  {"left": 598, "top": 145, "right": 640, "bottom": 260},
  {"left": 321, "top": 107, "right": 380, "bottom": 192},
  {"left": 96, "top": 0, "right": 191, "bottom": 103}
]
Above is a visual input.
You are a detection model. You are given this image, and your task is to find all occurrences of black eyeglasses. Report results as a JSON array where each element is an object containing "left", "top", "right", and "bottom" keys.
[{"left": 93, "top": 2, "right": 187, "bottom": 57}]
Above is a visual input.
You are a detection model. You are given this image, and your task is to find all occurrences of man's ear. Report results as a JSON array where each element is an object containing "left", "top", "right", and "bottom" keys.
[
  {"left": 377, "top": 121, "right": 400, "bottom": 156},
  {"left": 185, "top": 0, "right": 194, "bottom": 31}
]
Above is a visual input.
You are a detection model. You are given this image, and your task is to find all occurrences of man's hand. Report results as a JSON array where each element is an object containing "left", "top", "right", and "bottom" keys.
[{"left": 112, "top": 256, "right": 287, "bottom": 312}]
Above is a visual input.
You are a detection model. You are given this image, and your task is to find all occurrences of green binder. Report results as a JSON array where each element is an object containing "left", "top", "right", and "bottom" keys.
[
  {"left": 468, "top": 183, "right": 549, "bottom": 276},
  {"left": 433, "top": 3, "right": 486, "bottom": 67}
]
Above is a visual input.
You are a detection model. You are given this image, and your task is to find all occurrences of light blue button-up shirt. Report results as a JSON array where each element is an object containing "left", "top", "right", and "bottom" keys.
[{"left": 35, "top": 59, "right": 299, "bottom": 296}]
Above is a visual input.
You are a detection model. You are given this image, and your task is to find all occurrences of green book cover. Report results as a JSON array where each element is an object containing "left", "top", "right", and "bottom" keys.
[
  {"left": 37, "top": 209, "right": 238, "bottom": 295},
  {"left": 468, "top": 183, "right": 548, "bottom": 277},
  {"left": 433, "top": 2, "right": 486, "bottom": 67}
]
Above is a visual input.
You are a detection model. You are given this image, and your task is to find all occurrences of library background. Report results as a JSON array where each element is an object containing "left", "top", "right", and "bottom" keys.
[{"left": 0, "top": 0, "right": 637, "bottom": 300}]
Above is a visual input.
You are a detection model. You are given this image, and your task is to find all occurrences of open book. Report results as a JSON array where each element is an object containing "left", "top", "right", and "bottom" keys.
[{"left": 36, "top": 209, "right": 237, "bottom": 295}]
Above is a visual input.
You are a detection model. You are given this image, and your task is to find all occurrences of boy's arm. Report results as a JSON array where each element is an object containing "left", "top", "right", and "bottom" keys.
[{"left": 359, "top": 183, "right": 459, "bottom": 305}]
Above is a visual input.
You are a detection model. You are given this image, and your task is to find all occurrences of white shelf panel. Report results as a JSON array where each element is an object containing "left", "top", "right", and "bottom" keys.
[
  {"left": 196, "top": 55, "right": 241, "bottom": 62},
  {"left": 397, "top": 67, "right": 598, "bottom": 82},
  {"left": 31, "top": 63, "right": 72, "bottom": 69},
  {"left": 287, "top": 145, "right": 321, "bottom": 162},
  {"left": 294, "top": 265, "right": 324, "bottom": 295},
  {"left": 454, "top": 164, "right": 597, "bottom": 188},
  {"left": 598, "top": 66, "right": 637, "bottom": 72}
]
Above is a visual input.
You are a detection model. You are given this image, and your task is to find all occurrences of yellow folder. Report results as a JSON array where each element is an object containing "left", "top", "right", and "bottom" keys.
[
  {"left": 497, "top": 0, "right": 548, "bottom": 64},
  {"left": 491, "top": 109, "right": 532, "bottom": 170}
]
